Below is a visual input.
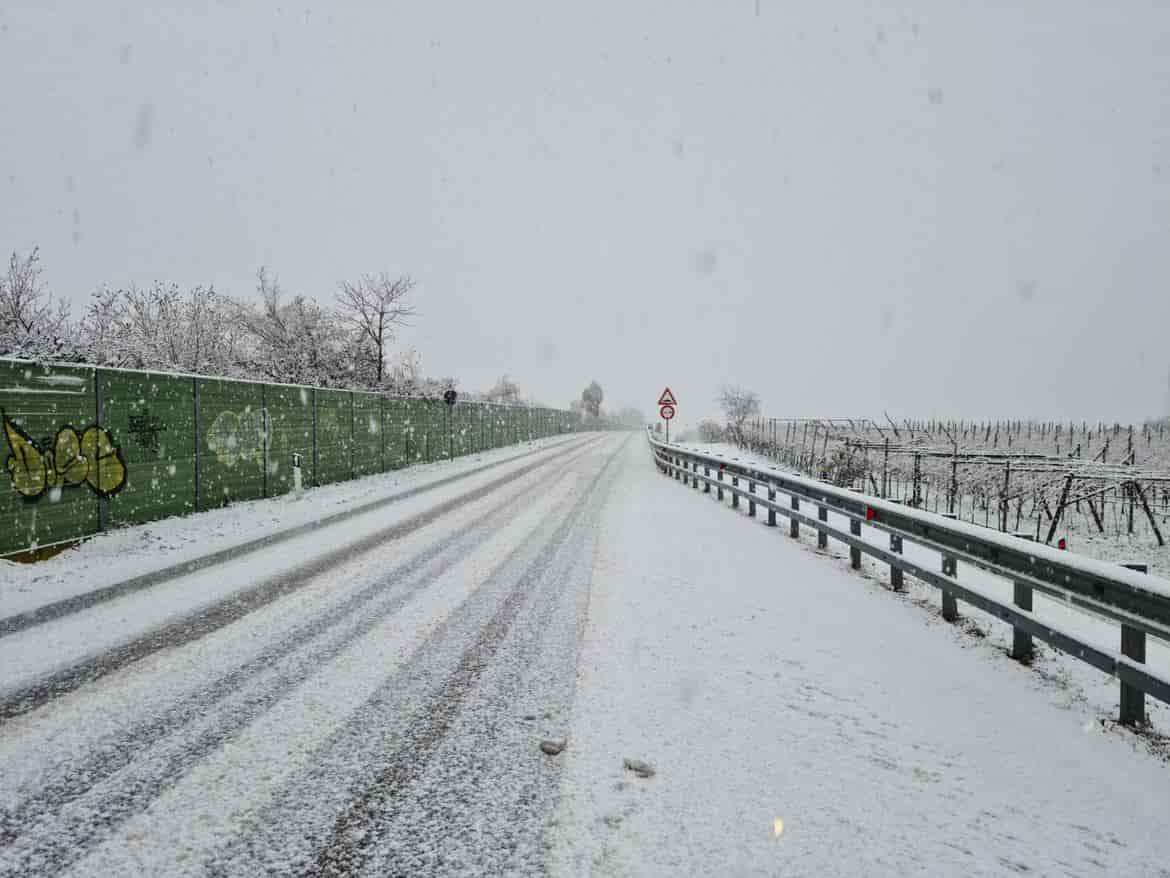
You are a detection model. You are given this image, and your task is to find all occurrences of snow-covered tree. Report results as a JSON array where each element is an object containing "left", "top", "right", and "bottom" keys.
[
  {"left": 484, "top": 375, "right": 522, "bottom": 404},
  {"left": 581, "top": 380, "right": 604, "bottom": 418},
  {"left": 718, "top": 384, "right": 760, "bottom": 447},
  {"left": 0, "top": 247, "right": 74, "bottom": 359}
]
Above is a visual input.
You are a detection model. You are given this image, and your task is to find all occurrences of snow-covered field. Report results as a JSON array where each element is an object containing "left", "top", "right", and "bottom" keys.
[{"left": 1, "top": 432, "right": 1168, "bottom": 877}]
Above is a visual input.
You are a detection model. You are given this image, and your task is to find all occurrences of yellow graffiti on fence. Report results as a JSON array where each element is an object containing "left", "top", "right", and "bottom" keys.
[{"left": 2, "top": 412, "right": 127, "bottom": 499}]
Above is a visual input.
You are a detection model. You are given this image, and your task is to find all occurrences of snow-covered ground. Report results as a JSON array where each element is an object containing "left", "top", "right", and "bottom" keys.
[
  {"left": 662, "top": 441, "right": 1170, "bottom": 735},
  {"left": 555, "top": 439, "right": 1170, "bottom": 876},
  {"left": 1, "top": 432, "right": 1168, "bottom": 877}
]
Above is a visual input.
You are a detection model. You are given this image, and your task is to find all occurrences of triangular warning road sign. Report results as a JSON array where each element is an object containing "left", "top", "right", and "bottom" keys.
[{"left": 657, "top": 387, "right": 677, "bottom": 406}]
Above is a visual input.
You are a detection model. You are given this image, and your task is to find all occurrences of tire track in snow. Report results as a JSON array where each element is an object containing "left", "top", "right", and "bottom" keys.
[
  {"left": 0, "top": 435, "right": 585, "bottom": 640},
  {"left": 0, "top": 440, "right": 604, "bottom": 874},
  {"left": 202, "top": 434, "right": 628, "bottom": 877},
  {"left": 0, "top": 436, "right": 602, "bottom": 725}
]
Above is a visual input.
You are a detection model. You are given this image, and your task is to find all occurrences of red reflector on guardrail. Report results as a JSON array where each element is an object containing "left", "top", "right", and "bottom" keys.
[
  {"left": 865, "top": 506, "right": 877, "bottom": 521},
  {"left": 1058, "top": 538, "right": 1067, "bottom": 550}
]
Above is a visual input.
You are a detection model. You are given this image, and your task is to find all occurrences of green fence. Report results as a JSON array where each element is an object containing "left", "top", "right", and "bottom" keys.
[{"left": 0, "top": 359, "right": 581, "bottom": 557}]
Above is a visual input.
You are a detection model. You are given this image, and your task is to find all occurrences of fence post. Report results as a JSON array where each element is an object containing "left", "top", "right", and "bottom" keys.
[
  {"left": 95, "top": 369, "right": 109, "bottom": 531},
  {"left": 767, "top": 486, "right": 776, "bottom": 526},
  {"left": 261, "top": 383, "right": 269, "bottom": 497},
  {"left": 817, "top": 506, "right": 828, "bottom": 549},
  {"left": 1010, "top": 533, "right": 1035, "bottom": 661},
  {"left": 731, "top": 474, "right": 740, "bottom": 509},
  {"left": 789, "top": 495, "right": 799, "bottom": 538},
  {"left": 193, "top": 377, "right": 202, "bottom": 510},
  {"left": 1119, "top": 561, "right": 1149, "bottom": 726},
  {"left": 941, "top": 554, "right": 959, "bottom": 621},
  {"left": 312, "top": 388, "right": 319, "bottom": 487},
  {"left": 748, "top": 479, "right": 756, "bottom": 517},
  {"left": 889, "top": 534, "right": 904, "bottom": 590}
]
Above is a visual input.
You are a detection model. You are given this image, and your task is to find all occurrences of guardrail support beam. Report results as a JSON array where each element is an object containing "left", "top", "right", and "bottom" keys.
[
  {"left": 850, "top": 519, "right": 862, "bottom": 569},
  {"left": 748, "top": 480, "right": 757, "bottom": 517},
  {"left": 732, "top": 475, "right": 740, "bottom": 509},
  {"left": 717, "top": 469, "right": 724, "bottom": 501},
  {"left": 789, "top": 496, "right": 800, "bottom": 539},
  {"left": 692, "top": 461, "right": 700, "bottom": 490},
  {"left": 889, "top": 534, "right": 904, "bottom": 590},
  {"left": 1010, "top": 532, "right": 1035, "bottom": 661},
  {"left": 941, "top": 555, "right": 959, "bottom": 622},
  {"left": 816, "top": 506, "right": 828, "bottom": 549},
  {"left": 1120, "top": 561, "right": 1149, "bottom": 726},
  {"left": 1011, "top": 583, "right": 1034, "bottom": 662},
  {"left": 767, "top": 488, "right": 776, "bottom": 526},
  {"left": 704, "top": 466, "right": 711, "bottom": 493}
]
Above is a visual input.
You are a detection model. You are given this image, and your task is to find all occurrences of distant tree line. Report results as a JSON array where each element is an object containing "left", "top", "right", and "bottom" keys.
[{"left": 0, "top": 246, "right": 510, "bottom": 400}]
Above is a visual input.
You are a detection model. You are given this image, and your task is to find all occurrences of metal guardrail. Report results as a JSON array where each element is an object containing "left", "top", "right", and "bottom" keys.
[{"left": 648, "top": 433, "right": 1170, "bottom": 725}]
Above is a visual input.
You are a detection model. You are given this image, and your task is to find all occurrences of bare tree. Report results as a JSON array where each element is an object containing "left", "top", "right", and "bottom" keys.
[
  {"left": 718, "top": 384, "right": 760, "bottom": 447},
  {"left": 335, "top": 273, "right": 416, "bottom": 385},
  {"left": 0, "top": 247, "right": 72, "bottom": 358}
]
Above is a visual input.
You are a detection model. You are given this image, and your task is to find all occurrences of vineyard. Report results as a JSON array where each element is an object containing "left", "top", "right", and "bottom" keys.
[{"left": 729, "top": 416, "right": 1170, "bottom": 576}]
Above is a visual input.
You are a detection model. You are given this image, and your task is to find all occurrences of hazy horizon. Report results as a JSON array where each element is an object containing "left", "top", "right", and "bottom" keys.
[{"left": 3, "top": 2, "right": 1169, "bottom": 428}]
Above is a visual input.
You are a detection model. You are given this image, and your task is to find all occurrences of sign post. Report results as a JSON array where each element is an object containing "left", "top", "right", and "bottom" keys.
[{"left": 657, "top": 387, "right": 677, "bottom": 443}]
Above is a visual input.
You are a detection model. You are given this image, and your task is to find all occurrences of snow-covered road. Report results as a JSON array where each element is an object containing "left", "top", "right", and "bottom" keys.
[{"left": 2, "top": 433, "right": 1168, "bottom": 877}]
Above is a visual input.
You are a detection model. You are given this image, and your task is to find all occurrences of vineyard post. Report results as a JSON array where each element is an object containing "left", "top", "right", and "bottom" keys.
[
  {"left": 1000, "top": 460, "right": 1011, "bottom": 531},
  {"left": 881, "top": 438, "right": 889, "bottom": 498},
  {"left": 912, "top": 453, "right": 922, "bottom": 508},
  {"left": 948, "top": 442, "right": 958, "bottom": 515}
]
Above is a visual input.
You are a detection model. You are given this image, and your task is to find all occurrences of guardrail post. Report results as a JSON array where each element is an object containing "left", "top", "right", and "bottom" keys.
[
  {"left": 767, "top": 487, "right": 776, "bottom": 526},
  {"left": 731, "top": 475, "right": 740, "bottom": 509},
  {"left": 889, "top": 534, "right": 904, "bottom": 590},
  {"left": 748, "top": 479, "right": 757, "bottom": 517},
  {"left": 817, "top": 506, "right": 828, "bottom": 549},
  {"left": 789, "top": 495, "right": 799, "bottom": 538},
  {"left": 849, "top": 519, "right": 862, "bottom": 569},
  {"left": 675, "top": 456, "right": 682, "bottom": 481},
  {"left": 1010, "top": 533, "right": 1036, "bottom": 661},
  {"left": 692, "top": 461, "right": 699, "bottom": 490},
  {"left": 704, "top": 466, "right": 711, "bottom": 493},
  {"left": 1119, "top": 561, "right": 1149, "bottom": 726},
  {"left": 941, "top": 554, "right": 959, "bottom": 622},
  {"left": 717, "top": 468, "right": 724, "bottom": 501}
]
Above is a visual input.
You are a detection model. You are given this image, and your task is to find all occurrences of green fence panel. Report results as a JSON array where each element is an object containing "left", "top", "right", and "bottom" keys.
[
  {"left": 101, "top": 370, "right": 196, "bottom": 526},
  {"left": 197, "top": 377, "right": 265, "bottom": 509},
  {"left": 429, "top": 401, "right": 448, "bottom": 461},
  {"left": 451, "top": 402, "right": 472, "bottom": 457},
  {"left": 2, "top": 357, "right": 581, "bottom": 557},
  {"left": 315, "top": 389, "right": 352, "bottom": 485},
  {"left": 265, "top": 383, "right": 315, "bottom": 495},
  {"left": 382, "top": 398, "right": 409, "bottom": 470},
  {"left": 0, "top": 361, "right": 101, "bottom": 554},
  {"left": 352, "top": 392, "right": 382, "bottom": 478}
]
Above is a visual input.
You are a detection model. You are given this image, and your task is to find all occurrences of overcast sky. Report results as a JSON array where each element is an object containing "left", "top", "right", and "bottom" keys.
[{"left": 3, "top": 2, "right": 1169, "bottom": 427}]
